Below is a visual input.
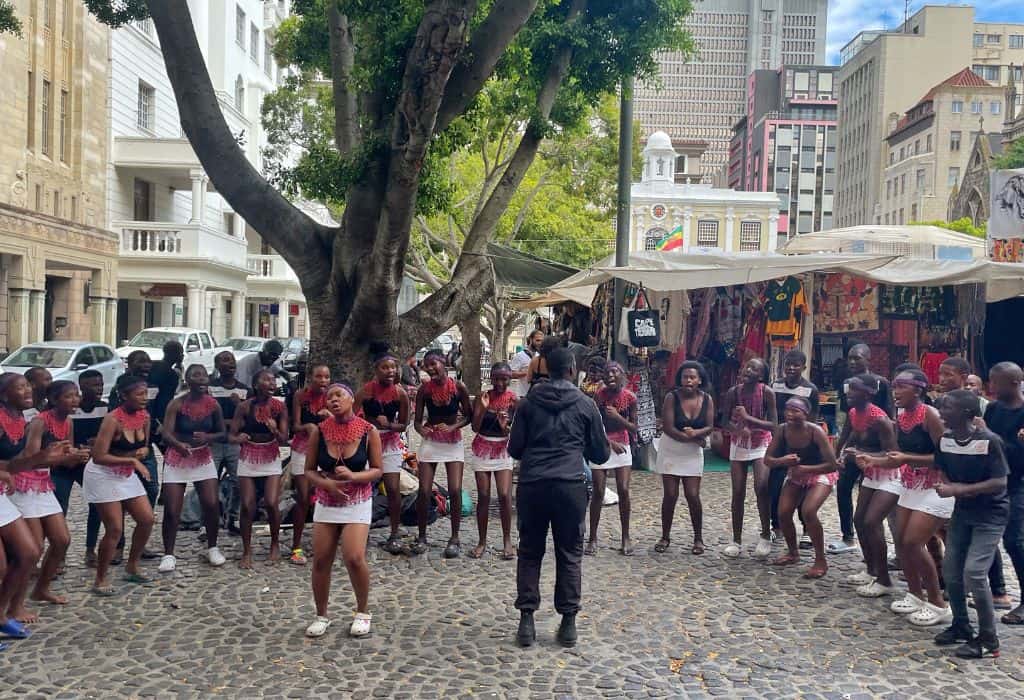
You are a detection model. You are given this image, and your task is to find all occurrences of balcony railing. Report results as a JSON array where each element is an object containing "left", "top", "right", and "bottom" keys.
[
  {"left": 247, "top": 254, "right": 299, "bottom": 285},
  {"left": 115, "top": 220, "right": 248, "bottom": 269}
]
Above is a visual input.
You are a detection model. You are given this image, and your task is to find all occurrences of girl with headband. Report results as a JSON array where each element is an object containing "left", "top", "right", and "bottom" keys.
[
  {"left": 412, "top": 349, "right": 472, "bottom": 558},
  {"left": 230, "top": 368, "right": 289, "bottom": 569},
  {"left": 288, "top": 363, "right": 332, "bottom": 566},
  {"left": 765, "top": 396, "right": 839, "bottom": 578},
  {"left": 834, "top": 374, "right": 898, "bottom": 597},
  {"left": 468, "top": 362, "right": 518, "bottom": 560},
  {"left": 587, "top": 361, "right": 639, "bottom": 556},
  {"left": 304, "top": 382, "right": 383, "bottom": 639},
  {"left": 861, "top": 370, "right": 949, "bottom": 625},
  {"left": 654, "top": 361, "right": 714, "bottom": 555},
  {"left": 354, "top": 344, "right": 410, "bottom": 555},
  {"left": 19, "top": 381, "right": 89, "bottom": 610},
  {"left": 84, "top": 373, "right": 157, "bottom": 595},
  {"left": 159, "top": 365, "right": 227, "bottom": 572}
]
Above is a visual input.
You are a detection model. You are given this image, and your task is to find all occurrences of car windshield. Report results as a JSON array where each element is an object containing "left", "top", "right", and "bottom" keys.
[
  {"left": 2, "top": 347, "right": 74, "bottom": 369},
  {"left": 128, "top": 330, "right": 186, "bottom": 348},
  {"left": 226, "top": 338, "right": 265, "bottom": 352}
]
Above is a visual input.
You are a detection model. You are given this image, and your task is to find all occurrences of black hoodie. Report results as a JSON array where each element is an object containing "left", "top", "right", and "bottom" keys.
[{"left": 508, "top": 379, "right": 611, "bottom": 483}]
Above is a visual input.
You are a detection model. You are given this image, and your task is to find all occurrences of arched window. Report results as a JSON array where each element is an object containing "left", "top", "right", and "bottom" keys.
[{"left": 234, "top": 75, "right": 245, "bottom": 113}]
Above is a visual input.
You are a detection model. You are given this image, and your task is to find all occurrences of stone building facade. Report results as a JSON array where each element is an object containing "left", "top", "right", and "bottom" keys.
[{"left": 0, "top": 1, "right": 118, "bottom": 353}]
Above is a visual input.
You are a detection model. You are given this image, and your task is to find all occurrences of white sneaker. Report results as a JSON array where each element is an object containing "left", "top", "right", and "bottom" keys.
[
  {"left": 856, "top": 581, "right": 899, "bottom": 598},
  {"left": 723, "top": 543, "right": 741, "bottom": 558},
  {"left": 305, "top": 616, "right": 331, "bottom": 637},
  {"left": 908, "top": 602, "right": 953, "bottom": 627},
  {"left": 846, "top": 570, "right": 875, "bottom": 585},
  {"left": 754, "top": 537, "right": 772, "bottom": 558},
  {"left": 158, "top": 554, "right": 176, "bottom": 573},
  {"left": 349, "top": 612, "right": 372, "bottom": 637},
  {"left": 891, "top": 593, "right": 925, "bottom": 614},
  {"left": 207, "top": 547, "right": 226, "bottom": 567}
]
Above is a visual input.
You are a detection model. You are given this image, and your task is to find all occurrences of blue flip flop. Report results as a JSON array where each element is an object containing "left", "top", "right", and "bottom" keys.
[
  {"left": 0, "top": 642, "right": 9, "bottom": 652},
  {"left": 0, "top": 618, "right": 31, "bottom": 639}
]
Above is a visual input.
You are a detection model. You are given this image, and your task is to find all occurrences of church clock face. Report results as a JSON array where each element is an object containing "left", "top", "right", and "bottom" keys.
[{"left": 651, "top": 204, "right": 667, "bottom": 221}]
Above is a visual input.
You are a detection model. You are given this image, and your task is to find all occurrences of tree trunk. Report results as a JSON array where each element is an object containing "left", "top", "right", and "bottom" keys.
[
  {"left": 459, "top": 315, "right": 482, "bottom": 396},
  {"left": 491, "top": 305, "right": 506, "bottom": 362}
]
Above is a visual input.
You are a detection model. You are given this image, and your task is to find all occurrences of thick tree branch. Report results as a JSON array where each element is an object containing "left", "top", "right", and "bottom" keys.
[
  {"left": 510, "top": 171, "right": 550, "bottom": 239},
  {"left": 146, "top": 1, "right": 331, "bottom": 292},
  {"left": 435, "top": 0, "right": 541, "bottom": 133},
  {"left": 326, "top": 4, "right": 359, "bottom": 154}
]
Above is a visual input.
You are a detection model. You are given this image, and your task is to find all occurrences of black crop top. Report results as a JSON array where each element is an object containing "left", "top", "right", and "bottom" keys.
[
  {"left": 777, "top": 425, "right": 824, "bottom": 466},
  {"left": 0, "top": 428, "right": 26, "bottom": 460},
  {"left": 898, "top": 420, "right": 936, "bottom": 456},
  {"left": 111, "top": 431, "right": 147, "bottom": 453},
  {"left": 672, "top": 391, "right": 709, "bottom": 431},
  {"left": 243, "top": 401, "right": 278, "bottom": 441},
  {"left": 362, "top": 397, "right": 399, "bottom": 424},
  {"left": 174, "top": 408, "right": 215, "bottom": 439},
  {"left": 316, "top": 434, "right": 368, "bottom": 473},
  {"left": 425, "top": 393, "right": 460, "bottom": 423}
]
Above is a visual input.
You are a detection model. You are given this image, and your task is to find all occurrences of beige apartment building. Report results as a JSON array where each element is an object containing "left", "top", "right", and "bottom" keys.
[
  {"left": 882, "top": 68, "right": 1005, "bottom": 225},
  {"left": 0, "top": 2, "right": 118, "bottom": 353},
  {"left": 835, "top": 5, "right": 1024, "bottom": 227}
]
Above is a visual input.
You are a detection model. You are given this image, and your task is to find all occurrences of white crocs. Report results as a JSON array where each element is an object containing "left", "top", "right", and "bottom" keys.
[
  {"left": 908, "top": 602, "right": 952, "bottom": 627},
  {"left": 207, "top": 547, "right": 226, "bottom": 567},
  {"left": 856, "top": 581, "right": 899, "bottom": 598},
  {"left": 723, "top": 543, "right": 741, "bottom": 558},
  {"left": 846, "top": 570, "right": 875, "bottom": 585},
  {"left": 891, "top": 593, "right": 925, "bottom": 614},
  {"left": 305, "top": 616, "right": 332, "bottom": 637},
  {"left": 753, "top": 537, "right": 772, "bottom": 558},
  {"left": 158, "top": 554, "right": 176, "bottom": 573},
  {"left": 350, "top": 612, "right": 372, "bottom": 637}
]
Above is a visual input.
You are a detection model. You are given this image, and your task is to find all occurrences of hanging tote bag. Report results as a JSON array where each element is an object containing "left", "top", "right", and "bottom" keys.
[{"left": 626, "top": 286, "right": 661, "bottom": 347}]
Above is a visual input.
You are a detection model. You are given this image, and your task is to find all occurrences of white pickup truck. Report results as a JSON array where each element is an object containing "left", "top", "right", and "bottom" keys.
[{"left": 116, "top": 327, "right": 229, "bottom": 372}]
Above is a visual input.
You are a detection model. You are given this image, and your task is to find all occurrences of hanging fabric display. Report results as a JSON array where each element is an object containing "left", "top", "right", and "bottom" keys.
[
  {"left": 627, "top": 355, "right": 658, "bottom": 446},
  {"left": 764, "top": 276, "right": 808, "bottom": 349},
  {"left": 814, "top": 273, "right": 879, "bottom": 333}
]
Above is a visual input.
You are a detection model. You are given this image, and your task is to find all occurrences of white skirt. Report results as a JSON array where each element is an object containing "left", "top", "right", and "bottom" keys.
[
  {"left": 382, "top": 450, "right": 405, "bottom": 475},
  {"left": 162, "top": 446, "right": 218, "bottom": 484},
  {"left": 472, "top": 436, "right": 513, "bottom": 473},
  {"left": 237, "top": 442, "right": 284, "bottom": 478},
  {"left": 289, "top": 448, "right": 308, "bottom": 476},
  {"left": 898, "top": 486, "right": 954, "bottom": 519},
  {"left": 862, "top": 470, "right": 903, "bottom": 496},
  {"left": 418, "top": 437, "right": 465, "bottom": 464},
  {"left": 313, "top": 497, "right": 371, "bottom": 525},
  {"left": 594, "top": 444, "right": 632, "bottom": 470},
  {"left": 654, "top": 436, "right": 703, "bottom": 477},
  {"left": 730, "top": 443, "right": 768, "bottom": 462},
  {"left": 9, "top": 489, "right": 63, "bottom": 519},
  {"left": 83, "top": 460, "right": 147, "bottom": 504},
  {"left": 0, "top": 493, "right": 24, "bottom": 527}
]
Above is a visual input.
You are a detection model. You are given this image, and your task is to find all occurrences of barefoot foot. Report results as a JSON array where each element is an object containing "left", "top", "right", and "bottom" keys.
[
  {"left": 239, "top": 554, "right": 253, "bottom": 570},
  {"left": 30, "top": 589, "right": 68, "bottom": 605},
  {"left": 468, "top": 544, "right": 486, "bottom": 559},
  {"left": 772, "top": 553, "right": 800, "bottom": 566},
  {"left": 9, "top": 607, "right": 39, "bottom": 624}
]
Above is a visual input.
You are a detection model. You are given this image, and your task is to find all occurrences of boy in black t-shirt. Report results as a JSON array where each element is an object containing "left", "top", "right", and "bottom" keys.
[
  {"left": 934, "top": 390, "right": 1010, "bottom": 659},
  {"left": 982, "top": 362, "right": 1024, "bottom": 624}
]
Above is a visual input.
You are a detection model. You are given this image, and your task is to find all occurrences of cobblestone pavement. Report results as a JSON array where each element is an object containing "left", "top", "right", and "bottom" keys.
[{"left": 6, "top": 460, "right": 1024, "bottom": 699}]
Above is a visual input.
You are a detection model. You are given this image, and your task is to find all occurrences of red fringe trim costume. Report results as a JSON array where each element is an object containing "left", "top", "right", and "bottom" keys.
[
  {"left": 899, "top": 403, "right": 941, "bottom": 489},
  {"left": 314, "top": 417, "right": 374, "bottom": 508}
]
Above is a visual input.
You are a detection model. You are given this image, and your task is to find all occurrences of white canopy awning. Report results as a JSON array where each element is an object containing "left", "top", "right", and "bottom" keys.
[{"left": 781, "top": 225, "right": 985, "bottom": 258}]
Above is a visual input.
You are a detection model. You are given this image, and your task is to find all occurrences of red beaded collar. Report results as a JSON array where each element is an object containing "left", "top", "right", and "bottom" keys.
[{"left": 320, "top": 416, "right": 374, "bottom": 445}]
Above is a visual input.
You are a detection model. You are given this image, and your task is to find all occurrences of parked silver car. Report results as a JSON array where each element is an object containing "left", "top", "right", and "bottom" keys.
[{"left": 1, "top": 341, "right": 124, "bottom": 395}]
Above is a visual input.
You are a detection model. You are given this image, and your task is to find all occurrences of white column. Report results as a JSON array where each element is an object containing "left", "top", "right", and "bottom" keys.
[
  {"left": 230, "top": 291, "right": 245, "bottom": 337},
  {"left": 209, "top": 291, "right": 224, "bottom": 338},
  {"left": 278, "top": 298, "right": 290, "bottom": 338},
  {"left": 106, "top": 298, "right": 118, "bottom": 346},
  {"left": 28, "top": 290, "right": 46, "bottom": 342},
  {"left": 189, "top": 170, "right": 206, "bottom": 224},
  {"left": 234, "top": 213, "right": 246, "bottom": 240},
  {"left": 768, "top": 213, "right": 780, "bottom": 251},
  {"left": 7, "top": 289, "right": 31, "bottom": 349},
  {"left": 186, "top": 284, "right": 206, "bottom": 329},
  {"left": 682, "top": 207, "right": 693, "bottom": 249},
  {"left": 89, "top": 297, "right": 107, "bottom": 345},
  {"left": 724, "top": 207, "right": 736, "bottom": 251}
]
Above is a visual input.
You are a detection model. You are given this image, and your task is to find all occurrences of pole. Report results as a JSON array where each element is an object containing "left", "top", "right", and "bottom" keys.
[{"left": 613, "top": 76, "right": 633, "bottom": 364}]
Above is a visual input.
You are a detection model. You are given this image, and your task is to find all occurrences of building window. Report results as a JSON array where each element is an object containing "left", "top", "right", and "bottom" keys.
[
  {"left": 235, "top": 5, "right": 246, "bottom": 48},
  {"left": 952, "top": 100, "right": 963, "bottom": 114},
  {"left": 70, "top": 195, "right": 77, "bottom": 221},
  {"left": 899, "top": 207, "right": 905, "bottom": 224},
  {"left": 916, "top": 168, "right": 925, "bottom": 191},
  {"left": 899, "top": 146, "right": 905, "bottom": 161},
  {"left": 137, "top": 80, "right": 155, "bottom": 131},
  {"left": 26, "top": 71, "right": 35, "bottom": 150},
  {"left": 889, "top": 151, "right": 894, "bottom": 165},
  {"left": 264, "top": 39, "right": 273, "bottom": 77},
  {"left": 914, "top": 139, "right": 920, "bottom": 155},
  {"left": 739, "top": 221, "right": 761, "bottom": 251},
  {"left": 62, "top": 0, "right": 72, "bottom": 38},
  {"left": 250, "top": 23, "right": 259, "bottom": 62},
  {"left": 973, "top": 33, "right": 984, "bottom": 48},
  {"left": 35, "top": 185, "right": 43, "bottom": 211},
  {"left": 59, "top": 89, "right": 68, "bottom": 162},
  {"left": 696, "top": 220, "right": 719, "bottom": 247},
  {"left": 234, "top": 75, "right": 245, "bottom": 113},
  {"left": 987, "top": 34, "right": 1001, "bottom": 44},
  {"left": 911, "top": 203, "right": 918, "bottom": 221},
  {"left": 53, "top": 189, "right": 61, "bottom": 217},
  {"left": 1011, "top": 35, "right": 1024, "bottom": 50},
  {"left": 970, "top": 100, "right": 983, "bottom": 114},
  {"left": 886, "top": 180, "right": 892, "bottom": 200},
  {"left": 41, "top": 80, "right": 51, "bottom": 156},
  {"left": 950, "top": 131, "right": 962, "bottom": 151},
  {"left": 992, "top": 101, "right": 1002, "bottom": 115},
  {"left": 900, "top": 174, "right": 906, "bottom": 194},
  {"left": 926, "top": 134, "right": 932, "bottom": 152},
  {"left": 948, "top": 167, "right": 960, "bottom": 187}
]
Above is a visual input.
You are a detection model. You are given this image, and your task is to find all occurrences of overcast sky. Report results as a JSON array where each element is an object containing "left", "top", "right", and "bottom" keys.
[{"left": 826, "top": 1, "right": 1024, "bottom": 64}]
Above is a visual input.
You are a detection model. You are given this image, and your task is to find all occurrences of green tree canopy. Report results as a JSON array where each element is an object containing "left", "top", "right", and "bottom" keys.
[{"left": 993, "top": 138, "right": 1024, "bottom": 170}]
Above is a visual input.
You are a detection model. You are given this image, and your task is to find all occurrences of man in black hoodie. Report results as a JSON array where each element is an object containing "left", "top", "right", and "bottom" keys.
[{"left": 508, "top": 347, "right": 610, "bottom": 648}]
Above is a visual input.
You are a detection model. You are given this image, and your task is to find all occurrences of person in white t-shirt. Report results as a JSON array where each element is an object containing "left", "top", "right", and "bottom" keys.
[{"left": 510, "top": 330, "right": 544, "bottom": 397}]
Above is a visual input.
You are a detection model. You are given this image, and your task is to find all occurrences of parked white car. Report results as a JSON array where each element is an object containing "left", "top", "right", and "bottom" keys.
[
  {"left": 1, "top": 341, "right": 124, "bottom": 395},
  {"left": 117, "top": 327, "right": 227, "bottom": 371}
]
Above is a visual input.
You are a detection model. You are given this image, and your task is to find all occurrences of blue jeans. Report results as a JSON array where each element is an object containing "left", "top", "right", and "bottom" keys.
[
  {"left": 945, "top": 511, "right": 1007, "bottom": 638},
  {"left": 52, "top": 465, "right": 102, "bottom": 552}
]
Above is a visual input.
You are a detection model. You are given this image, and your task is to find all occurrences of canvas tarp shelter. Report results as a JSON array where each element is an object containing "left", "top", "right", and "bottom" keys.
[{"left": 780, "top": 225, "right": 986, "bottom": 259}]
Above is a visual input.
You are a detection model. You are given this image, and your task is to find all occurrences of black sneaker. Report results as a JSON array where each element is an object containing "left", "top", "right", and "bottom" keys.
[
  {"left": 955, "top": 634, "right": 1000, "bottom": 659},
  {"left": 934, "top": 624, "right": 974, "bottom": 646},
  {"left": 516, "top": 611, "right": 536, "bottom": 648},
  {"left": 556, "top": 613, "right": 577, "bottom": 648}
]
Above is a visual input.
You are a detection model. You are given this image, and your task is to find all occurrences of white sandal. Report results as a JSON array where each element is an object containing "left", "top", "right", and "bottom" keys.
[
  {"left": 890, "top": 593, "right": 925, "bottom": 614},
  {"left": 846, "top": 570, "right": 874, "bottom": 585},
  {"left": 856, "top": 581, "right": 899, "bottom": 598},
  {"left": 908, "top": 602, "right": 952, "bottom": 627},
  {"left": 305, "top": 616, "right": 332, "bottom": 637},
  {"left": 350, "top": 612, "right": 372, "bottom": 637},
  {"left": 723, "top": 543, "right": 741, "bottom": 558}
]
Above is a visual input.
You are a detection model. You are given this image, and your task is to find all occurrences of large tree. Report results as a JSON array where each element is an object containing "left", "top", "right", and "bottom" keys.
[{"left": 81, "top": 0, "right": 690, "bottom": 381}]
